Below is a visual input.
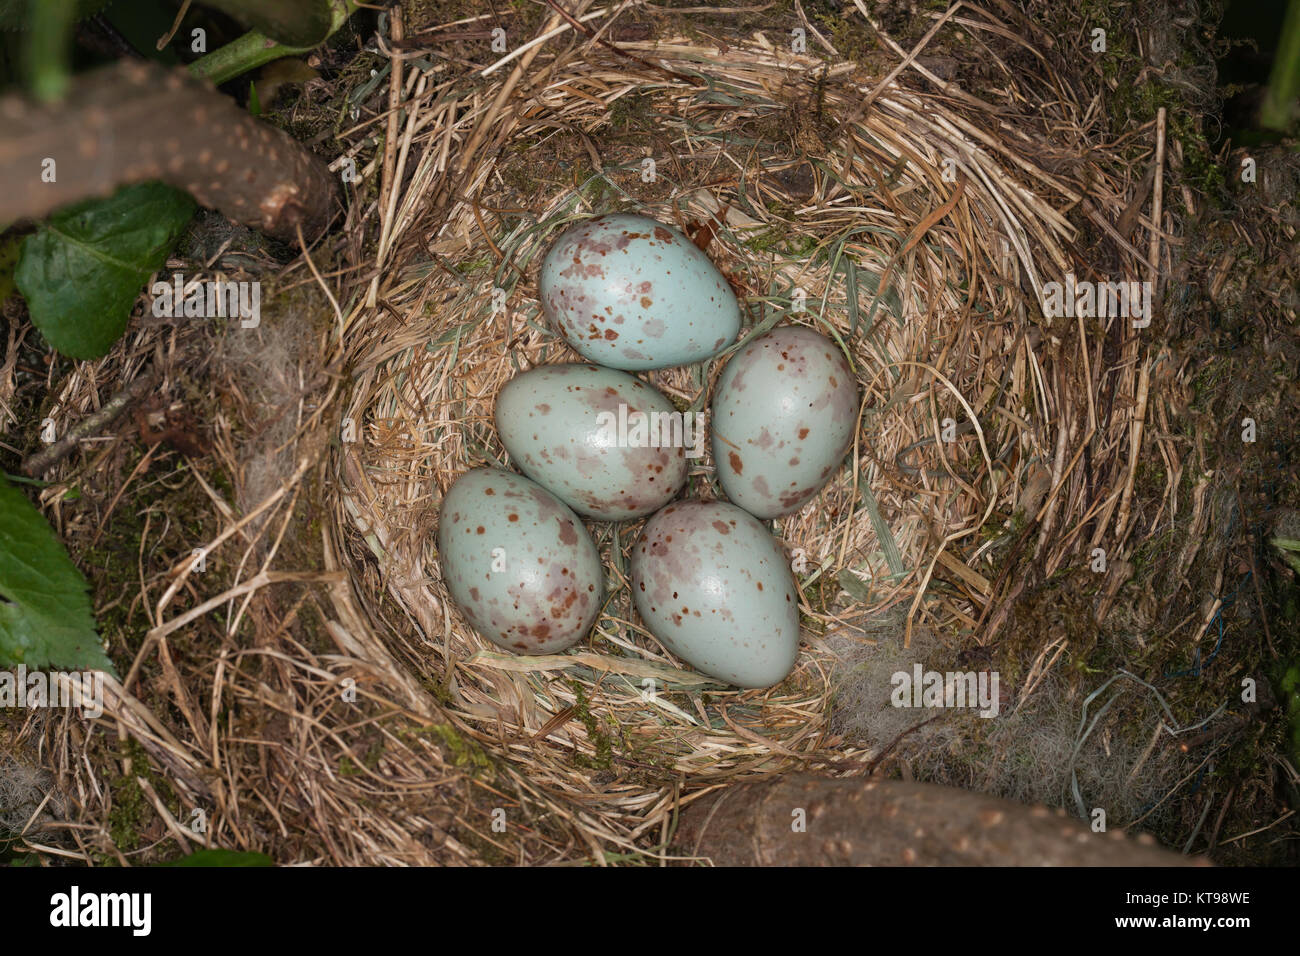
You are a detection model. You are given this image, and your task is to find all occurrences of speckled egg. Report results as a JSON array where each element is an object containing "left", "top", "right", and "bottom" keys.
[
  {"left": 538, "top": 213, "right": 742, "bottom": 370},
  {"left": 630, "top": 500, "right": 800, "bottom": 688},
  {"left": 712, "top": 326, "right": 859, "bottom": 519},
  {"left": 437, "top": 468, "right": 604, "bottom": 655},
  {"left": 495, "top": 364, "right": 692, "bottom": 521}
]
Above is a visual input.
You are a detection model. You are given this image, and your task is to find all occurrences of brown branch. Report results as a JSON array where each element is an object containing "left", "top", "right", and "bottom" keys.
[
  {"left": 0, "top": 59, "right": 339, "bottom": 242},
  {"left": 674, "top": 774, "right": 1208, "bottom": 866},
  {"left": 21, "top": 370, "right": 159, "bottom": 476}
]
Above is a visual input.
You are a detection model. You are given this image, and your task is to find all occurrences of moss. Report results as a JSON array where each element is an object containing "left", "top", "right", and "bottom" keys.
[
  {"left": 607, "top": 89, "right": 657, "bottom": 132},
  {"left": 410, "top": 723, "right": 495, "bottom": 777},
  {"left": 106, "top": 738, "right": 178, "bottom": 857},
  {"left": 1075, "top": 0, "right": 1224, "bottom": 198},
  {"left": 207, "top": 466, "right": 236, "bottom": 504},
  {"left": 72, "top": 442, "right": 235, "bottom": 669},
  {"left": 460, "top": 254, "right": 495, "bottom": 276},
  {"left": 569, "top": 680, "right": 614, "bottom": 770},
  {"left": 744, "top": 225, "right": 804, "bottom": 255},
  {"left": 1133, "top": 457, "right": 1166, "bottom": 502}
]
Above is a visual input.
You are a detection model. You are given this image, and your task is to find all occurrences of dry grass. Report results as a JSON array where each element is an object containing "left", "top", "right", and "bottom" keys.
[
  {"left": 325, "top": 1, "right": 1160, "bottom": 860},
  {"left": 5, "top": 0, "right": 1241, "bottom": 866}
]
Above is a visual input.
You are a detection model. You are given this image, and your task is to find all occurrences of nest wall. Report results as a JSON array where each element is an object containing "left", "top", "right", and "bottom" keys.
[
  {"left": 328, "top": 28, "right": 1142, "bottom": 856},
  {"left": 3, "top": 7, "right": 1199, "bottom": 868}
]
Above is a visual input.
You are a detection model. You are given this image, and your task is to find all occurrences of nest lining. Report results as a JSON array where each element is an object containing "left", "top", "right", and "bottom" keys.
[{"left": 331, "top": 33, "right": 1106, "bottom": 854}]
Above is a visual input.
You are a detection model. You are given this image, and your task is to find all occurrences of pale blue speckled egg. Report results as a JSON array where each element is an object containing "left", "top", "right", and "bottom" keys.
[
  {"left": 437, "top": 468, "right": 604, "bottom": 655},
  {"left": 538, "top": 213, "right": 741, "bottom": 370},
  {"left": 630, "top": 500, "right": 800, "bottom": 688},
  {"left": 495, "top": 364, "right": 692, "bottom": 521},
  {"left": 712, "top": 326, "right": 859, "bottom": 519}
]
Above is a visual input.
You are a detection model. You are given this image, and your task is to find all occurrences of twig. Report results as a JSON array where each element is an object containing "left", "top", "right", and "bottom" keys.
[
  {"left": 21, "top": 371, "right": 159, "bottom": 476},
  {"left": 1147, "top": 107, "right": 1166, "bottom": 294},
  {"left": 1182, "top": 790, "right": 1215, "bottom": 854},
  {"left": 1220, "top": 809, "right": 1297, "bottom": 846},
  {"left": 1114, "top": 355, "right": 1151, "bottom": 543},
  {"left": 155, "top": 0, "right": 193, "bottom": 51},
  {"left": 542, "top": 0, "right": 705, "bottom": 87},
  {"left": 1207, "top": 784, "right": 1236, "bottom": 851},
  {"left": 843, "top": 0, "right": 964, "bottom": 131},
  {"left": 454, "top": 7, "right": 568, "bottom": 181},
  {"left": 368, "top": 3, "right": 405, "bottom": 310},
  {"left": 1238, "top": 485, "right": 1278, "bottom": 658},
  {"left": 866, "top": 714, "right": 943, "bottom": 775}
]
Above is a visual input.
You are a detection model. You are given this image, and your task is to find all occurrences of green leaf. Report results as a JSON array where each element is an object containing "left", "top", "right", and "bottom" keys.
[
  {"left": 836, "top": 568, "right": 873, "bottom": 604},
  {"left": 166, "top": 849, "right": 274, "bottom": 867},
  {"left": 0, "top": 474, "right": 112, "bottom": 674},
  {"left": 24, "top": 0, "right": 77, "bottom": 101},
  {"left": 203, "top": 0, "right": 334, "bottom": 48},
  {"left": 189, "top": 1, "right": 359, "bottom": 86},
  {"left": 858, "top": 481, "right": 905, "bottom": 578},
  {"left": 15, "top": 182, "right": 195, "bottom": 359}
]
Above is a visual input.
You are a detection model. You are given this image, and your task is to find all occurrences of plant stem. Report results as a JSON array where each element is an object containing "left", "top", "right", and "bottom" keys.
[
  {"left": 1261, "top": 0, "right": 1300, "bottom": 131},
  {"left": 26, "top": 0, "right": 77, "bottom": 101}
]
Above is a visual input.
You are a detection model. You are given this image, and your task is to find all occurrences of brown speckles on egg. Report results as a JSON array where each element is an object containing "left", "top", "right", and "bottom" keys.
[
  {"left": 712, "top": 326, "right": 860, "bottom": 519},
  {"left": 495, "top": 364, "right": 687, "bottom": 520},
  {"left": 729, "top": 452, "right": 744, "bottom": 474},
  {"left": 537, "top": 214, "right": 740, "bottom": 369},
  {"left": 436, "top": 468, "right": 603, "bottom": 657},
  {"left": 629, "top": 500, "right": 799, "bottom": 688},
  {"left": 779, "top": 488, "right": 811, "bottom": 511}
]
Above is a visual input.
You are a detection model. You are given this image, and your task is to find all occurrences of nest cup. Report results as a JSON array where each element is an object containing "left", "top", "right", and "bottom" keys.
[{"left": 332, "top": 36, "right": 1087, "bottom": 857}]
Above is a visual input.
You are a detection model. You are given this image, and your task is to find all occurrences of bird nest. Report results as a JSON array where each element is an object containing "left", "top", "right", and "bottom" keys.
[{"left": 327, "top": 16, "right": 1141, "bottom": 860}]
